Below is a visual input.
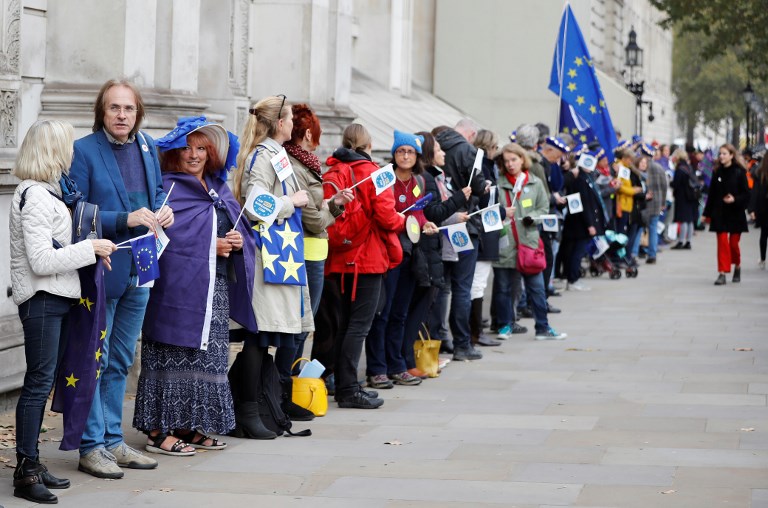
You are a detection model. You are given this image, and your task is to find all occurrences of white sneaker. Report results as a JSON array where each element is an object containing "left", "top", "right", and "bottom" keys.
[
  {"left": 535, "top": 328, "right": 568, "bottom": 340},
  {"left": 108, "top": 442, "right": 158, "bottom": 469},
  {"left": 78, "top": 448, "right": 124, "bottom": 479},
  {"left": 566, "top": 281, "right": 591, "bottom": 291}
]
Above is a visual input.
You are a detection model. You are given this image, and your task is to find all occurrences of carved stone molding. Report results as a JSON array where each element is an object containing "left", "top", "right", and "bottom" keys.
[
  {"left": 228, "top": 0, "right": 249, "bottom": 96},
  {"left": 0, "top": 0, "right": 20, "bottom": 76},
  {"left": 0, "top": 88, "right": 17, "bottom": 147}
]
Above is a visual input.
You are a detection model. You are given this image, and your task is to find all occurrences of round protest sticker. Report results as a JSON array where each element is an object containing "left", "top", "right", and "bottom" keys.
[
  {"left": 376, "top": 171, "right": 395, "bottom": 188},
  {"left": 451, "top": 230, "right": 470, "bottom": 248},
  {"left": 406, "top": 215, "right": 421, "bottom": 244},
  {"left": 483, "top": 209, "right": 500, "bottom": 226},
  {"left": 252, "top": 194, "right": 277, "bottom": 218}
]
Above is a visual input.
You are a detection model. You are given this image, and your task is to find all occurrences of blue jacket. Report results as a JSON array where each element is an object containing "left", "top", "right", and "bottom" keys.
[{"left": 70, "top": 129, "right": 166, "bottom": 299}]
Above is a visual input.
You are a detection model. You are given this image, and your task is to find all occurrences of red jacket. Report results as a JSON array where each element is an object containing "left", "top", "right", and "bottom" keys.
[{"left": 323, "top": 150, "right": 404, "bottom": 277}]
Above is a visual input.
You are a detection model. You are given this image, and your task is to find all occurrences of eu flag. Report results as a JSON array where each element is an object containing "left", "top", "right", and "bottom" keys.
[
  {"left": 559, "top": 100, "right": 597, "bottom": 146},
  {"left": 131, "top": 233, "right": 160, "bottom": 285},
  {"left": 51, "top": 259, "right": 106, "bottom": 450},
  {"left": 253, "top": 208, "right": 307, "bottom": 286},
  {"left": 549, "top": 5, "right": 618, "bottom": 159}
]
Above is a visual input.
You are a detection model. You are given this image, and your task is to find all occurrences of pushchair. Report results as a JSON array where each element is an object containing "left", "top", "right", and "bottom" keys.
[{"left": 585, "top": 230, "right": 638, "bottom": 279}]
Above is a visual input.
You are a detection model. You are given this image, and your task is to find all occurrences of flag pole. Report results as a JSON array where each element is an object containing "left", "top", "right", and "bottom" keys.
[{"left": 555, "top": 1, "right": 570, "bottom": 134}]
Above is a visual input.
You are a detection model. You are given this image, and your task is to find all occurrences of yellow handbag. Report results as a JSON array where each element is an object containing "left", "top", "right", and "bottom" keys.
[
  {"left": 413, "top": 323, "right": 441, "bottom": 378},
  {"left": 291, "top": 358, "right": 328, "bottom": 417}
]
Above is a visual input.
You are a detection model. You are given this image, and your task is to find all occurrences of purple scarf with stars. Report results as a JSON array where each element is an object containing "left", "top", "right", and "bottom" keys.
[{"left": 142, "top": 172, "right": 258, "bottom": 350}]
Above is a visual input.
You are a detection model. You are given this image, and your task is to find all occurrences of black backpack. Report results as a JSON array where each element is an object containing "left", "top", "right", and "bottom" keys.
[{"left": 257, "top": 353, "right": 311, "bottom": 437}]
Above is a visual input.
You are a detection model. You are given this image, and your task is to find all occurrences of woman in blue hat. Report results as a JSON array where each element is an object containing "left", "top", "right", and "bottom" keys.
[{"left": 133, "top": 117, "right": 259, "bottom": 452}]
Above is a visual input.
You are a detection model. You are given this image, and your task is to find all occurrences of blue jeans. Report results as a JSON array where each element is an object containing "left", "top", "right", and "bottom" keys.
[
  {"left": 16, "top": 292, "right": 73, "bottom": 460},
  {"left": 80, "top": 277, "right": 149, "bottom": 455},
  {"left": 444, "top": 246, "right": 478, "bottom": 349},
  {"left": 292, "top": 259, "right": 325, "bottom": 373},
  {"left": 427, "top": 283, "right": 450, "bottom": 340},
  {"left": 365, "top": 265, "right": 400, "bottom": 377},
  {"left": 495, "top": 268, "right": 549, "bottom": 334},
  {"left": 568, "top": 238, "right": 592, "bottom": 284},
  {"left": 639, "top": 214, "right": 660, "bottom": 258}
]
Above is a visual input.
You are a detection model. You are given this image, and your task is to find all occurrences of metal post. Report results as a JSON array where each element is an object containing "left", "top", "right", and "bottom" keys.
[{"left": 746, "top": 103, "right": 751, "bottom": 147}]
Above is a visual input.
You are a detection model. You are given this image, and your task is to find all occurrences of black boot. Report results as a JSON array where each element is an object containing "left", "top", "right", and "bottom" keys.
[
  {"left": 13, "top": 457, "right": 57, "bottom": 504},
  {"left": 280, "top": 379, "right": 315, "bottom": 421},
  {"left": 231, "top": 402, "right": 277, "bottom": 440},
  {"left": 36, "top": 462, "right": 70, "bottom": 489},
  {"left": 732, "top": 267, "right": 741, "bottom": 283},
  {"left": 470, "top": 298, "right": 483, "bottom": 346}
]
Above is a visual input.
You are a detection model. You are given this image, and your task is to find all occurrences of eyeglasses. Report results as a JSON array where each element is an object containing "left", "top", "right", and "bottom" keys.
[
  {"left": 107, "top": 105, "right": 137, "bottom": 115},
  {"left": 395, "top": 148, "right": 417, "bottom": 156},
  {"left": 248, "top": 94, "right": 287, "bottom": 119}
]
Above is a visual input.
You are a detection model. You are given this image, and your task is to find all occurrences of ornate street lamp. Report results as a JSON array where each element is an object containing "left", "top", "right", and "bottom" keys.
[
  {"left": 624, "top": 27, "right": 652, "bottom": 137},
  {"left": 743, "top": 82, "right": 754, "bottom": 146}
]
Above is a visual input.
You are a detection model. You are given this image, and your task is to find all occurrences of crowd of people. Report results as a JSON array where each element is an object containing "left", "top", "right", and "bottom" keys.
[{"left": 8, "top": 79, "right": 765, "bottom": 503}]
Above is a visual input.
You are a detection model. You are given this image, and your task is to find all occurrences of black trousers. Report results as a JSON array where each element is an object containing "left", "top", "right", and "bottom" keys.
[{"left": 332, "top": 273, "right": 383, "bottom": 400}]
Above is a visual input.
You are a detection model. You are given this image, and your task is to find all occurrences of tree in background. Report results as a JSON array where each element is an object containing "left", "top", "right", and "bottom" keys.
[{"left": 651, "top": 0, "right": 768, "bottom": 79}]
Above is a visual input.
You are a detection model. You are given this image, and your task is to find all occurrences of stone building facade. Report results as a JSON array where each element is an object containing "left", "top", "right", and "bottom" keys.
[{"left": 0, "top": 0, "right": 676, "bottom": 396}]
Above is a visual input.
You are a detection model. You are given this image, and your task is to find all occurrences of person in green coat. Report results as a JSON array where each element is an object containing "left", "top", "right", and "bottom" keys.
[{"left": 492, "top": 143, "right": 567, "bottom": 341}]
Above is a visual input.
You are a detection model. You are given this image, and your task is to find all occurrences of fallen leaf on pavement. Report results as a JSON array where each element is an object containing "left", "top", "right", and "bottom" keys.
[
  {"left": 661, "top": 490, "right": 676, "bottom": 494},
  {"left": 740, "top": 428, "right": 755, "bottom": 432},
  {"left": 565, "top": 348, "right": 595, "bottom": 352},
  {"left": 384, "top": 440, "right": 403, "bottom": 446},
  {"left": 0, "top": 456, "right": 10, "bottom": 463},
  {"left": 734, "top": 348, "right": 753, "bottom": 351},
  {"left": 159, "top": 488, "right": 173, "bottom": 492}
]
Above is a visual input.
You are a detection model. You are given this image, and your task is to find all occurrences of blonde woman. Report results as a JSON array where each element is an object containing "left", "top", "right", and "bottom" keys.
[
  {"left": 231, "top": 95, "right": 316, "bottom": 433},
  {"left": 9, "top": 120, "right": 115, "bottom": 503}
]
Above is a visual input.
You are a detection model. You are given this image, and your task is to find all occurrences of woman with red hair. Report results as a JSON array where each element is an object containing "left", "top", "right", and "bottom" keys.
[{"left": 283, "top": 104, "right": 352, "bottom": 384}]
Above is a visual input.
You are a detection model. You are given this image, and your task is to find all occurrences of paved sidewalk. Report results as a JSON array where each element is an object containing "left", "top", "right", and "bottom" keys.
[{"left": 1, "top": 230, "right": 766, "bottom": 507}]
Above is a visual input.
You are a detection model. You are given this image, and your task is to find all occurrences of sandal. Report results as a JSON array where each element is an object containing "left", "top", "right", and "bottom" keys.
[
  {"left": 145, "top": 432, "right": 196, "bottom": 456},
  {"left": 172, "top": 430, "right": 227, "bottom": 451}
]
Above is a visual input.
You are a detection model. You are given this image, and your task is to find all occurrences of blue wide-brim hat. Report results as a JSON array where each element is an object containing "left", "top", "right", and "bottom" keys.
[
  {"left": 391, "top": 129, "right": 424, "bottom": 155},
  {"left": 544, "top": 136, "right": 570, "bottom": 153},
  {"left": 156, "top": 116, "right": 238, "bottom": 173},
  {"left": 640, "top": 143, "right": 655, "bottom": 157},
  {"left": 617, "top": 139, "right": 632, "bottom": 150}
]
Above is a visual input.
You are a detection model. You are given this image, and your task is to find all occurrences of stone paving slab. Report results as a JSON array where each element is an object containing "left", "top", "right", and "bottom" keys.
[{"left": 1, "top": 223, "right": 767, "bottom": 507}]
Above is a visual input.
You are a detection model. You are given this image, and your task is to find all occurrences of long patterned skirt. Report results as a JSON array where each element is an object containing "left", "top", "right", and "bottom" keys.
[{"left": 133, "top": 275, "right": 235, "bottom": 434}]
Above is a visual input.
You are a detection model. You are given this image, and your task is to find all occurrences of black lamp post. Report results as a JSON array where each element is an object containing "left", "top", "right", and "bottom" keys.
[
  {"left": 743, "top": 82, "right": 754, "bottom": 147},
  {"left": 624, "top": 27, "right": 653, "bottom": 137}
]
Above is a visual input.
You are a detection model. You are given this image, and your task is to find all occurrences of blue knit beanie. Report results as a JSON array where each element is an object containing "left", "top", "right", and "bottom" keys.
[{"left": 391, "top": 130, "right": 424, "bottom": 155}]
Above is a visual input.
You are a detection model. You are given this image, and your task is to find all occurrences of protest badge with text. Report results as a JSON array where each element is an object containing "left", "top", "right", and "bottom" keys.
[
  {"left": 617, "top": 164, "right": 631, "bottom": 181},
  {"left": 566, "top": 192, "right": 584, "bottom": 214},
  {"left": 481, "top": 204, "right": 503, "bottom": 232},
  {"left": 372, "top": 164, "right": 396, "bottom": 195},
  {"left": 244, "top": 185, "right": 283, "bottom": 229},
  {"left": 539, "top": 214, "right": 559, "bottom": 232},
  {"left": 444, "top": 222, "right": 474, "bottom": 253},
  {"left": 270, "top": 148, "right": 295, "bottom": 182}
]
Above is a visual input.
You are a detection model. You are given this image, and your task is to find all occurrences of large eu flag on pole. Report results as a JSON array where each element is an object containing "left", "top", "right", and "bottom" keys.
[
  {"left": 52, "top": 260, "right": 106, "bottom": 450},
  {"left": 549, "top": 4, "right": 618, "bottom": 159},
  {"left": 560, "top": 100, "right": 597, "bottom": 146}
]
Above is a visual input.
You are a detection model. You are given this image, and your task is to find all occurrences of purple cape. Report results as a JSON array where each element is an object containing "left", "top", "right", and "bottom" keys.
[{"left": 142, "top": 172, "right": 257, "bottom": 349}]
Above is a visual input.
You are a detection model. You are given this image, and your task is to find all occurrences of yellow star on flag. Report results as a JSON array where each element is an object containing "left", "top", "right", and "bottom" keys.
[
  {"left": 599, "top": 99, "right": 606, "bottom": 108},
  {"left": 257, "top": 222, "right": 272, "bottom": 244},
  {"left": 276, "top": 221, "right": 299, "bottom": 251},
  {"left": 580, "top": 135, "right": 588, "bottom": 142},
  {"left": 571, "top": 128, "right": 579, "bottom": 135},
  {"left": 65, "top": 373, "right": 79, "bottom": 387},
  {"left": 80, "top": 297, "right": 94, "bottom": 311},
  {"left": 586, "top": 58, "right": 594, "bottom": 67},
  {"left": 567, "top": 82, "right": 577, "bottom": 92},
  {"left": 589, "top": 105, "right": 597, "bottom": 114},
  {"left": 574, "top": 56, "right": 583, "bottom": 66},
  {"left": 576, "top": 96, "right": 585, "bottom": 105},
  {"left": 95, "top": 348, "right": 102, "bottom": 362},
  {"left": 96, "top": 368, "right": 101, "bottom": 380},
  {"left": 567, "top": 68, "right": 577, "bottom": 78},
  {"left": 261, "top": 245, "right": 279, "bottom": 275},
  {"left": 100, "top": 329, "right": 107, "bottom": 340},
  {"left": 279, "top": 252, "right": 302, "bottom": 282}
]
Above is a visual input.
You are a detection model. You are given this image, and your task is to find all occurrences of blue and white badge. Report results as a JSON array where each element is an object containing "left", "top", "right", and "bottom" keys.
[
  {"left": 244, "top": 185, "right": 283, "bottom": 228},
  {"left": 566, "top": 192, "right": 584, "bottom": 214},
  {"left": 444, "top": 222, "right": 474, "bottom": 253},
  {"left": 481, "top": 204, "right": 503, "bottom": 232}
]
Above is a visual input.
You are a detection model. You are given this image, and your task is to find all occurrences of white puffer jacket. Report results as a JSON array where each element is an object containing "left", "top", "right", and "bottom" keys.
[{"left": 10, "top": 179, "right": 96, "bottom": 305}]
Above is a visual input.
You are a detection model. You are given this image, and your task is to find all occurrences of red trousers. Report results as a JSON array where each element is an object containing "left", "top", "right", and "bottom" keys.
[{"left": 716, "top": 232, "right": 741, "bottom": 273}]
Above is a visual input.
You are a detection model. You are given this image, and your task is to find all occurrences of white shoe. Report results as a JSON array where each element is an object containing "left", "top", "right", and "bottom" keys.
[{"left": 566, "top": 281, "right": 591, "bottom": 291}]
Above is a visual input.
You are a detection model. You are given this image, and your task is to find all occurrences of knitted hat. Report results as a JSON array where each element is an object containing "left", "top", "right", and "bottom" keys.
[
  {"left": 544, "top": 136, "right": 570, "bottom": 153},
  {"left": 391, "top": 130, "right": 424, "bottom": 155}
]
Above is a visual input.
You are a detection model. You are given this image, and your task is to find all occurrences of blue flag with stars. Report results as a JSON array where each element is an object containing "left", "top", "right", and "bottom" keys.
[
  {"left": 253, "top": 207, "right": 307, "bottom": 286},
  {"left": 549, "top": 4, "right": 618, "bottom": 159},
  {"left": 131, "top": 233, "right": 160, "bottom": 285},
  {"left": 560, "top": 100, "right": 598, "bottom": 146},
  {"left": 51, "top": 259, "right": 107, "bottom": 450}
]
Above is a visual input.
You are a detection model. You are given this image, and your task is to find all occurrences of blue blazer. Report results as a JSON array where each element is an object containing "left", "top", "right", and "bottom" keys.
[{"left": 70, "top": 129, "right": 166, "bottom": 299}]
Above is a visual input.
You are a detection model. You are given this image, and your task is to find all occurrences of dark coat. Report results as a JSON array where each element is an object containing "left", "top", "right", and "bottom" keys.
[
  {"left": 749, "top": 173, "right": 768, "bottom": 228},
  {"left": 671, "top": 161, "right": 699, "bottom": 223},
  {"left": 434, "top": 129, "right": 487, "bottom": 236},
  {"left": 702, "top": 164, "right": 750, "bottom": 233},
  {"left": 477, "top": 157, "right": 506, "bottom": 262},
  {"left": 562, "top": 170, "right": 607, "bottom": 241}
]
